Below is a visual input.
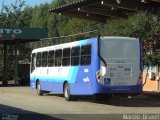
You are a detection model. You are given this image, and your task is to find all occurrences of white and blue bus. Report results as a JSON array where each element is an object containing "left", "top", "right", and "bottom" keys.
[{"left": 30, "top": 36, "right": 142, "bottom": 101}]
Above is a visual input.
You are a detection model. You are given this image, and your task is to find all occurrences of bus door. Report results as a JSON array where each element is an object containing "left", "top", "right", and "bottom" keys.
[{"left": 30, "top": 53, "right": 36, "bottom": 88}]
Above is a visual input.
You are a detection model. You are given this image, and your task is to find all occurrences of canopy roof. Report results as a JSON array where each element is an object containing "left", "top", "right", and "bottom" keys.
[{"left": 49, "top": 0, "right": 160, "bottom": 22}]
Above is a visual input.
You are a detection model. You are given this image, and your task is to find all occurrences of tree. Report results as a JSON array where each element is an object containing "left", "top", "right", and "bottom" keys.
[
  {"left": 59, "top": 18, "right": 104, "bottom": 42},
  {"left": 104, "top": 12, "right": 160, "bottom": 66}
]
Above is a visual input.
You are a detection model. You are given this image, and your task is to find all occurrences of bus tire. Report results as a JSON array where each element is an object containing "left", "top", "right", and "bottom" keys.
[
  {"left": 37, "top": 81, "right": 43, "bottom": 96},
  {"left": 64, "top": 83, "right": 72, "bottom": 101}
]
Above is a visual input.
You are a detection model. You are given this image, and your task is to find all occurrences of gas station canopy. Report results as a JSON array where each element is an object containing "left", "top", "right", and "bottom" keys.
[
  {"left": 0, "top": 28, "right": 48, "bottom": 86},
  {"left": 49, "top": 0, "right": 160, "bottom": 22},
  {"left": 0, "top": 28, "right": 48, "bottom": 43}
]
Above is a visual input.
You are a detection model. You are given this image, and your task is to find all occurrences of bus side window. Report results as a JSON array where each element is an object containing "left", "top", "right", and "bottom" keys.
[
  {"left": 81, "top": 45, "right": 91, "bottom": 66},
  {"left": 62, "top": 48, "right": 71, "bottom": 66},
  {"left": 55, "top": 49, "right": 62, "bottom": 66},
  {"left": 42, "top": 52, "right": 48, "bottom": 67},
  {"left": 48, "top": 50, "right": 55, "bottom": 67},
  {"left": 71, "top": 46, "right": 80, "bottom": 66},
  {"left": 36, "top": 52, "right": 42, "bottom": 67}
]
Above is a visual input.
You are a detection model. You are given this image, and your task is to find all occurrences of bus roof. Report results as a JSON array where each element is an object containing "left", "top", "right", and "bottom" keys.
[
  {"left": 32, "top": 36, "right": 139, "bottom": 53},
  {"left": 32, "top": 37, "right": 97, "bottom": 53},
  {"left": 101, "top": 36, "right": 139, "bottom": 40}
]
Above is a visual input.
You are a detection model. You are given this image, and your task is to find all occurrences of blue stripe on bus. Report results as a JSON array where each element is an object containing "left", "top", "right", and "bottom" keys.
[
  {"left": 78, "top": 37, "right": 96, "bottom": 46},
  {"left": 31, "top": 66, "right": 79, "bottom": 83},
  {"left": 92, "top": 84, "right": 142, "bottom": 94},
  {"left": 67, "top": 66, "right": 79, "bottom": 83}
]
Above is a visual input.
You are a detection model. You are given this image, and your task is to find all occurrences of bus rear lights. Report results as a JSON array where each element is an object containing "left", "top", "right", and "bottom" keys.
[
  {"left": 96, "top": 71, "right": 101, "bottom": 80},
  {"left": 97, "top": 79, "right": 104, "bottom": 85},
  {"left": 96, "top": 71, "right": 104, "bottom": 85},
  {"left": 137, "top": 72, "right": 142, "bottom": 85}
]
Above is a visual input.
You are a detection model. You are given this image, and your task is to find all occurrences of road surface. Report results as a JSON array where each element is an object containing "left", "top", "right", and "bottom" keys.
[{"left": 0, "top": 86, "right": 160, "bottom": 120}]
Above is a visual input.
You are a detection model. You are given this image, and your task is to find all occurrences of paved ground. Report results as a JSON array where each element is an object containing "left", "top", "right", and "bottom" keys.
[{"left": 0, "top": 86, "right": 160, "bottom": 120}]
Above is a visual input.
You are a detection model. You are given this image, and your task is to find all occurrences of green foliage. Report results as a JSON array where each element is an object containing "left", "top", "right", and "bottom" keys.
[
  {"left": 0, "top": 0, "right": 32, "bottom": 80},
  {"left": 0, "top": 0, "right": 159, "bottom": 81},
  {"left": 104, "top": 12, "right": 160, "bottom": 66},
  {"left": 30, "top": 4, "right": 49, "bottom": 28},
  {"left": 0, "top": 0, "right": 31, "bottom": 27}
]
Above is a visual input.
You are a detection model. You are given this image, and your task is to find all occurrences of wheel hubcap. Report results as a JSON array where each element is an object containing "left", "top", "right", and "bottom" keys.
[
  {"left": 37, "top": 84, "right": 40, "bottom": 93},
  {"left": 65, "top": 86, "right": 69, "bottom": 98}
]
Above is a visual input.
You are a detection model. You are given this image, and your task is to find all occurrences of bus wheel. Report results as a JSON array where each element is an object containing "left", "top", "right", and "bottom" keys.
[
  {"left": 64, "top": 83, "right": 72, "bottom": 101},
  {"left": 37, "top": 81, "right": 43, "bottom": 96}
]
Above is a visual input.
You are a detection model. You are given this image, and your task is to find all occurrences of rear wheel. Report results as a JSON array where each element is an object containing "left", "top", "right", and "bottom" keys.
[
  {"left": 37, "top": 81, "right": 44, "bottom": 96},
  {"left": 64, "top": 83, "right": 73, "bottom": 101}
]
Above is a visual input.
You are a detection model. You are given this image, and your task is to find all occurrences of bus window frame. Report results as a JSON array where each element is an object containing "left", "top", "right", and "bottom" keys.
[
  {"left": 62, "top": 48, "right": 71, "bottom": 66},
  {"left": 80, "top": 44, "right": 92, "bottom": 66},
  {"left": 48, "top": 50, "right": 55, "bottom": 67},
  {"left": 36, "top": 52, "right": 42, "bottom": 67},
  {"left": 71, "top": 46, "right": 80, "bottom": 66},
  {"left": 42, "top": 51, "right": 48, "bottom": 67},
  {"left": 55, "top": 49, "right": 62, "bottom": 67}
]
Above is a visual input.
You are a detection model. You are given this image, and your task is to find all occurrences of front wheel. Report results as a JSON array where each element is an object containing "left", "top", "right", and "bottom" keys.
[
  {"left": 64, "top": 83, "right": 73, "bottom": 101},
  {"left": 37, "top": 81, "right": 44, "bottom": 96}
]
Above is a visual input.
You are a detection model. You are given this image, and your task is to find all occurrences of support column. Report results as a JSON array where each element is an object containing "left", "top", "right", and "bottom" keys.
[
  {"left": 2, "top": 42, "right": 8, "bottom": 86},
  {"left": 14, "top": 41, "right": 18, "bottom": 85},
  {"left": 156, "top": 65, "right": 160, "bottom": 92}
]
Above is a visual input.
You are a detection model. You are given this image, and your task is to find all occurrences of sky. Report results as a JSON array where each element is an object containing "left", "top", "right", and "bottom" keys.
[{"left": 0, "top": 0, "right": 53, "bottom": 10}]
